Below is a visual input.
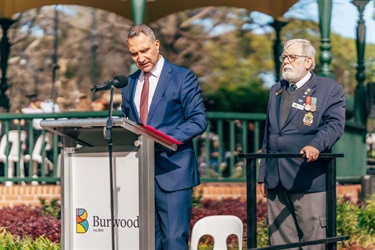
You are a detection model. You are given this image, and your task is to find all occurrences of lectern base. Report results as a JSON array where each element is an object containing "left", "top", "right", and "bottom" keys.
[{"left": 63, "top": 151, "right": 139, "bottom": 249}]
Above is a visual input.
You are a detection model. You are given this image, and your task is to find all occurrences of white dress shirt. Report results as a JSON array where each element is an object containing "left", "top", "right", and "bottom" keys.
[
  {"left": 134, "top": 56, "right": 165, "bottom": 116},
  {"left": 294, "top": 71, "right": 312, "bottom": 90}
]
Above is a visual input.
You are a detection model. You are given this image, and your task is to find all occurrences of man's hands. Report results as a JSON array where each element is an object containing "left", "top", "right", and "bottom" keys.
[
  {"left": 259, "top": 183, "right": 267, "bottom": 198},
  {"left": 258, "top": 146, "right": 319, "bottom": 198},
  {"left": 300, "top": 146, "right": 320, "bottom": 162}
]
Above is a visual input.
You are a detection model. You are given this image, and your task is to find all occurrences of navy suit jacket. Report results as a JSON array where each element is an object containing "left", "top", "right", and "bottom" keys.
[
  {"left": 258, "top": 73, "right": 345, "bottom": 192},
  {"left": 121, "top": 60, "right": 208, "bottom": 192}
]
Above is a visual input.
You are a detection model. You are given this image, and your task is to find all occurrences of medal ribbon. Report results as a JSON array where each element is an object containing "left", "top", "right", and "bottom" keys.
[
  {"left": 311, "top": 97, "right": 317, "bottom": 107},
  {"left": 305, "top": 96, "right": 311, "bottom": 105}
]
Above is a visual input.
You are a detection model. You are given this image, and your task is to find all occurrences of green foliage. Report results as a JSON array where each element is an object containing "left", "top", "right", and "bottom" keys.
[
  {"left": 0, "top": 228, "right": 60, "bottom": 250},
  {"left": 336, "top": 197, "right": 359, "bottom": 239},
  {"left": 1, "top": 193, "right": 375, "bottom": 249},
  {"left": 256, "top": 220, "right": 269, "bottom": 248},
  {"left": 192, "top": 188, "right": 204, "bottom": 208},
  {"left": 64, "top": 63, "right": 78, "bottom": 80},
  {"left": 336, "top": 196, "right": 375, "bottom": 249},
  {"left": 200, "top": 16, "right": 375, "bottom": 114},
  {"left": 203, "top": 82, "right": 269, "bottom": 112},
  {"left": 357, "top": 194, "right": 375, "bottom": 238},
  {"left": 39, "top": 197, "right": 61, "bottom": 219},
  {"left": 200, "top": 29, "right": 274, "bottom": 113},
  {"left": 0, "top": 228, "right": 18, "bottom": 250}
]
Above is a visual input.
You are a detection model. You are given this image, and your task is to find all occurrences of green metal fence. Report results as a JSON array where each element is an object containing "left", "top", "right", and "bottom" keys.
[
  {"left": 0, "top": 111, "right": 367, "bottom": 184},
  {"left": 0, "top": 111, "right": 266, "bottom": 184}
]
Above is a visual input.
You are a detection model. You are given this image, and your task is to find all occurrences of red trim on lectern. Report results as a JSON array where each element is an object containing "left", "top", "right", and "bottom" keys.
[{"left": 143, "top": 125, "right": 182, "bottom": 145}]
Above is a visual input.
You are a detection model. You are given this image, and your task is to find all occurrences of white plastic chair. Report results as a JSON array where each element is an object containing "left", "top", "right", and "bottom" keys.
[
  {"left": 0, "top": 130, "right": 27, "bottom": 178},
  {"left": 190, "top": 215, "right": 243, "bottom": 250},
  {"left": 24, "top": 132, "right": 54, "bottom": 177}
]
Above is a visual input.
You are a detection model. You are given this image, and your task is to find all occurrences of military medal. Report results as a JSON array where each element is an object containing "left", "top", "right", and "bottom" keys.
[
  {"left": 304, "top": 96, "right": 311, "bottom": 111},
  {"left": 310, "top": 97, "right": 317, "bottom": 112},
  {"left": 303, "top": 112, "right": 314, "bottom": 126}
]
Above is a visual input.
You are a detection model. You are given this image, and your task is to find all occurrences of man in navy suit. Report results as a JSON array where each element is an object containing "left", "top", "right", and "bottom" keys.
[
  {"left": 258, "top": 39, "right": 345, "bottom": 250},
  {"left": 121, "top": 24, "right": 208, "bottom": 250}
]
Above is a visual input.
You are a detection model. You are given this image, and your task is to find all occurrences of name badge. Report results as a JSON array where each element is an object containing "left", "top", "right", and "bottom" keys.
[{"left": 292, "top": 102, "right": 304, "bottom": 110}]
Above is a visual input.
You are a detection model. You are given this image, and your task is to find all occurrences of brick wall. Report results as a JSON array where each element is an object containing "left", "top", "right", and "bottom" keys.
[
  {"left": 0, "top": 184, "right": 61, "bottom": 208},
  {"left": 0, "top": 182, "right": 361, "bottom": 208},
  {"left": 194, "top": 182, "right": 362, "bottom": 203}
]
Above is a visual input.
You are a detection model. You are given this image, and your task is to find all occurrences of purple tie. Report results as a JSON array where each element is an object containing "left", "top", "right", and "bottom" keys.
[{"left": 140, "top": 72, "right": 151, "bottom": 124}]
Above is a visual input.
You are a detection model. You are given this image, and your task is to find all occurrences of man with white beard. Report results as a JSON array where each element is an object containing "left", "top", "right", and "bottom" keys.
[{"left": 258, "top": 39, "right": 346, "bottom": 250}]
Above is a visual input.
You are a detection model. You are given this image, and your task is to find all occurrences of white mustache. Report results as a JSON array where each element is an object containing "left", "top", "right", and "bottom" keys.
[{"left": 283, "top": 66, "right": 293, "bottom": 71}]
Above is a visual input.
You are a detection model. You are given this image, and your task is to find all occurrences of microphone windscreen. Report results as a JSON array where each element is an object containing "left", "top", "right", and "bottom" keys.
[{"left": 113, "top": 75, "right": 128, "bottom": 88}]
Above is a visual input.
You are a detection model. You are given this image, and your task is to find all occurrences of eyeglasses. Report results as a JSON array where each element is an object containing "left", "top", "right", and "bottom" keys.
[{"left": 279, "top": 54, "right": 309, "bottom": 63}]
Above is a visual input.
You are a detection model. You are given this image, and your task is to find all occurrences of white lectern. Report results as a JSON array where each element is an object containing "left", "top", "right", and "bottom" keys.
[{"left": 41, "top": 117, "right": 179, "bottom": 250}]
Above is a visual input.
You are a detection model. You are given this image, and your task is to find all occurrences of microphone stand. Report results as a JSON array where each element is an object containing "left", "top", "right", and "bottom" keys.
[{"left": 105, "top": 86, "right": 116, "bottom": 250}]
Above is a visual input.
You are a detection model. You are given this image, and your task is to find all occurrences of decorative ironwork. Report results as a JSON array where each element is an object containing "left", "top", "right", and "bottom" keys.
[
  {"left": 318, "top": 0, "right": 334, "bottom": 78},
  {"left": 352, "top": 0, "right": 370, "bottom": 127},
  {"left": 270, "top": 18, "right": 289, "bottom": 82},
  {"left": 0, "top": 18, "right": 16, "bottom": 111}
]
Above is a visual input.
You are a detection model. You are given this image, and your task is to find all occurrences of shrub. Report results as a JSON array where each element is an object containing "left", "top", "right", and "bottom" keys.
[
  {"left": 0, "top": 191, "right": 374, "bottom": 249},
  {"left": 357, "top": 193, "right": 375, "bottom": 235},
  {"left": 191, "top": 196, "right": 375, "bottom": 250},
  {"left": 336, "top": 196, "right": 359, "bottom": 239},
  {"left": 192, "top": 187, "right": 204, "bottom": 208},
  {"left": 0, "top": 228, "right": 60, "bottom": 249},
  {"left": 0, "top": 205, "right": 60, "bottom": 243},
  {"left": 39, "top": 197, "right": 61, "bottom": 219},
  {"left": 356, "top": 194, "right": 375, "bottom": 247}
]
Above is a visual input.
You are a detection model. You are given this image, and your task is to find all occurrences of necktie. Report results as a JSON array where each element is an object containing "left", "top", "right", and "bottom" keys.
[
  {"left": 140, "top": 72, "right": 151, "bottom": 124},
  {"left": 290, "top": 83, "right": 297, "bottom": 92}
]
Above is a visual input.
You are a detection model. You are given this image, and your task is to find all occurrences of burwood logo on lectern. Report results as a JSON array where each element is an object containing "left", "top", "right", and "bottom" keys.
[
  {"left": 76, "top": 208, "right": 89, "bottom": 233},
  {"left": 76, "top": 208, "right": 139, "bottom": 234}
]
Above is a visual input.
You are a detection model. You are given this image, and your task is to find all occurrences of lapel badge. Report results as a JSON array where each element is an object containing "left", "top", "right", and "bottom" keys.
[{"left": 276, "top": 88, "right": 284, "bottom": 96}]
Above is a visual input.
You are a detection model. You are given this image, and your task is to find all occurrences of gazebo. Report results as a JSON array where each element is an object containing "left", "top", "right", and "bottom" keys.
[
  {"left": 0, "top": 0, "right": 372, "bottom": 185},
  {"left": 0, "top": 0, "right": 346, "bottom": 110}
]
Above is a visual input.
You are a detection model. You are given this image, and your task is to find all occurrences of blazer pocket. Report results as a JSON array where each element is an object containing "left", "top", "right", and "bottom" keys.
[{"left": 319, "top": 217, "right": 327, "bottom": 228}]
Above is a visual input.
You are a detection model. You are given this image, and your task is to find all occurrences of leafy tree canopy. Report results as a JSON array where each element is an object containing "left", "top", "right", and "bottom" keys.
[{"left": 4, "top": 5, "right": 375, "bottom": 114}]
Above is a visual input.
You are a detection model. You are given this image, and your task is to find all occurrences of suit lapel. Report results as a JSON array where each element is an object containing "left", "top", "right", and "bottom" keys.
[
  {"left": 129, "top": 71, "right": 141, "bottom": 123},
  {"left": 276, "top": 81, "right": 287, "bottom": 129},
  {"left": 147, "top": 61, "right": 172, "bottom": 124}
]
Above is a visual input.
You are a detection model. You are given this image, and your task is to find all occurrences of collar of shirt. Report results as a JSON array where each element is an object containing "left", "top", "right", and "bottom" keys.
[
  {"left": 135, "top": 56, "right": 165, "bottom": 115},
  {"left": 293, "top": 71, "right": 312, "bottom": 90},
  {"left": 141, "top": 56, "right": 165, "bottom": 80}
]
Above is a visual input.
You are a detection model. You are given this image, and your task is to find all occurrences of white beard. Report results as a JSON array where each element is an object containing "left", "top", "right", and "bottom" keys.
[{"left": 282, "top": 67, "right": 305, "bottom": 83}]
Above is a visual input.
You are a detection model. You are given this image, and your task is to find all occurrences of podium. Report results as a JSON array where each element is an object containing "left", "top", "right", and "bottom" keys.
[{"left": 40, "top": 117, "right": 180, "bottom": 250}]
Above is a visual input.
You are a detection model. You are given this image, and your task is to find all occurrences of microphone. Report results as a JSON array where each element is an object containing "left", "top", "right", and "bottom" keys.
[{"left": 91, "top": 75, "right": 128, "bottom": 92}]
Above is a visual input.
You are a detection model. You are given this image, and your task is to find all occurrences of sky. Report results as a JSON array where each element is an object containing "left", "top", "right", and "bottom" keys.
[
  {"left": 247, "top": 0, "right": 375, "bottom": 45},
  {"left": 332, "top": 0, "right": 375, "bottom": 44},
  {"left": 286, "top": 0, "right": 375, "bottom": 44}
]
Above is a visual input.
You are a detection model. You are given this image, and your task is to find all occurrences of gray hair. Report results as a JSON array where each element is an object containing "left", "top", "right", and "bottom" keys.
[
  {"left": 127, "top": 24, "right": 156, "bottom": 42},
  {"left": 284, "top": 39, "right": 316, "bottom": 70}
]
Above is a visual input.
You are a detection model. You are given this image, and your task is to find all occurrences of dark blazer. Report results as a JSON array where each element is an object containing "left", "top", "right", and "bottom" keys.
[
  {"left": 121, "top": 59, "right": 208, "bottom": 192},
  {"left": 258, "top": 73, "right": 345, "bottom": 192}
]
